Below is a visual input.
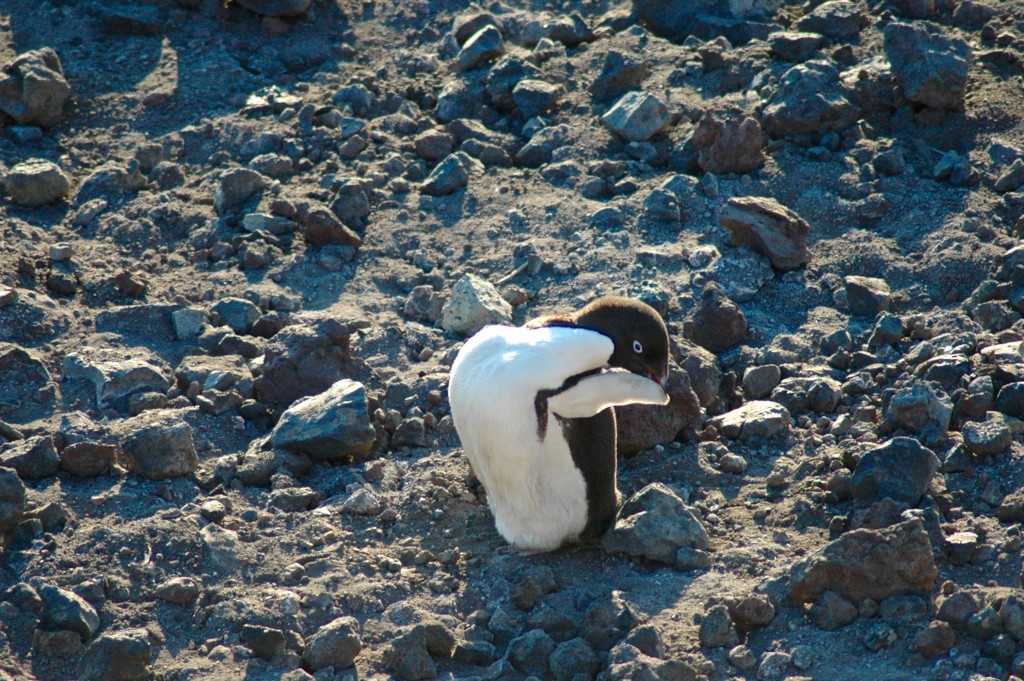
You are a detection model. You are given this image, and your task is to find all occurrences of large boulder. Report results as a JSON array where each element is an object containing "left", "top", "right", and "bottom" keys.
[{"left": 883, "top": 21, "right": 970, "bottom": 110}]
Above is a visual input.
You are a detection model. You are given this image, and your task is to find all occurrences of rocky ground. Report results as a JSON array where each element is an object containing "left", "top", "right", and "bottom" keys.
[{"left": 4, "top": 0, "right": 1024, "bottom": 679}]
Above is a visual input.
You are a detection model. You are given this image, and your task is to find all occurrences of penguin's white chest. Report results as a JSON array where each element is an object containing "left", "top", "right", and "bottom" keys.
[{"left": 448, "top": 326, "right": 613, "bottom": 551}]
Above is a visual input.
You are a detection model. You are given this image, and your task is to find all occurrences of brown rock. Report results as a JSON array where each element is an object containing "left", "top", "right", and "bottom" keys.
[
  {"left": 692, "top": 109, "right": 765, "bottom": 175},
  {"left": 719, "top": 196, "right": 811, "bottom": 271},
  {"left": 910, "top": 621, "right": 955, "bottom": 658},
  {"left": 683, "top": 282, "right": 746, "bottom": 353},
  {"left": 788, "top": 518, "right": 938, "bottom": 603},
  {"left": 59, "top": 442, "right": 117, "bottom": 477},
  {"left": 616, "top": 363, "right": 703, "bottom": 454}
]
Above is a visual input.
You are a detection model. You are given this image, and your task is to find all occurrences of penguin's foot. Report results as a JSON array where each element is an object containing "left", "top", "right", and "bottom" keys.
[{"left": 496, "top": 545, "right": 553, "bottom": 557}]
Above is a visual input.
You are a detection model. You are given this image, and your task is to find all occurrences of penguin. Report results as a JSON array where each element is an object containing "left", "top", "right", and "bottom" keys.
[{"left": 448, "top": 296, "right": 671, "bottom": 552}]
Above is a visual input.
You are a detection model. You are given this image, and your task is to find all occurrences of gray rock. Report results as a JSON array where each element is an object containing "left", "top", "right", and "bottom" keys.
[
  {"left": 692, "top": 110, "right": 764, "bottom": 174},
  {"left": 769, "top": 31, "right": 827, "bottom": 62},
  {"left": 996, "top": 381, "right": 1024, "bottom": 419},
  {"left": 440, "top": 274, "right": 512, "bottom": 336},
  {"left": 889, "top": 382, "right": 952, "bottom": 436},
  {"left": 712, "top": 400, "right": 791, "bottom": 440},
  {"left": 762, "top": 61, "right": 859, "bottom": 138},
  {"left": 590, "top": 50, "right": 648, "bottom": 101},
  {"left": 512, "top": 79, "right": 562, "bottom": 119},
  {"left": 757, "top": 650, "right": 793, "bottom": 681},
  {"left": 455, "top": 25, "right": 504, "bottom": 73},
  {"left": 506, "top": 629, "right": 556, "bottom": 675},
  {"left": 453, "top": 12, "right": 498, "bottom": 44},
  {"left": 386, "top": 626, "right": 436, "bottom": 681},
  {"left": 605, "top": 642, "right": 698, "bottom": 681},
  {"left": 485, "top": 54, "right": 542, "bottom": 111},
  {"left": 795, "top": 1, "right": 868, "bottom": 38},
  {"left": 515, "top": 124, "right": 569, "bottom": 167},
  {"left": 683, "top": 282, "right": 747, "bottom": 352},
  {"left": 337, "top": 486, "right": 382, "bottom": 515},
  {"left": 3, "top": 159, "right": 71, "bottom": 206},
  {"left": 404, "top": 286, "right": 443, "bottom": 324},
  {"left": 175, "top": 354, "right": 253, "bottom": 397},
  {"left": 953, "top": 0, "right": 996, "bottom": 27},
  {"left": 0, "top": 434, "right": 58, "bottom": 479},
  {"left": 153, "top": 577, "right": 200, "bottom": 605},
  {"left": 962, "top": 412, "right": 1013, "bottom": 456},
  {"left": 200, "top": 524, "right": 240, "bottom": 574},
  {"left": 0, "top": 47, "right": 70, "bottom": 127},
  {"left": 59, "top": 442, "right": 117, "bottom": 477},
  {"left": 719, "top": 196, "right": 810, "bottom": 271},
  {"left": 78, "top": 628, "right": 151, "bottom": 681},
  {"left": 868, "top": 313, "right": 905, "bottom": 346},
  {"left": 549, "top": 637, "right": 600, "bottom": 681},
  {"left": 240, "top": 624, "right": 285, "bottom": 660},
  {"left": 39, "top": 584, "right": 100, "bottom": 641},
  {"left": 118, "top": 412, "right": 198, "bottom": 479},
  {"left": 809, "top": 591, "right": 858, "bottom": 630},
  {"left": 581, "top": 591, "right": 640, "bottom": 651},
  {"left": 242, "top": 212, "right": 296, "bottom": 235},
  {"left": 0, "top": 467, "right": 26, "bottom": 531},
  {"left": 998, "top": 487, "right": 1024, "bottom": 522},
  {"left": 699, "top": 604, "right": 739, "bottom": 648},
  {"left": 770, "top": 376, "right": 842, "bottom": 414},
  {"left": 214, "top": 168, "right": 268, "bottom": 215},
  {"left": 994, "top": 159, "right": 1024, "bottom": 193},
  {"left": 601, "top": 91, "right": 669, "bottom": 142},
  {"left": 210, "top": 297, "right": 261, "bottom": 335},
  {"left": 64, "top": 351, "right": 171, "bottom": 410},
  {"left": 270, "top": 379, "right": 376, "bottom": 460},
  {"left": 788, "top": 518, "right": 938, "bottom": 603},
  {"left": 329, "top": 179, "right": 372, "bottom": 229},
  {"left": 851, "top": 437, "right": 939, "bottom": 506},
  {"left": 744, "top": 365, "right": 782, "bottom": 399},
  {"left": 74, "top": 162, "right": 148, "bottom": 206},
  {"left": 602, "top": 483, "right": 709, "bottom": 564},
  {"left": 0, "top": 345, "right": 53, "bottom": 426},
  {"left": 705, "top": 248, "right": 775, "bottom": 302},
  {"left": 884, "top": 21, "right": 971, "bottom": 110},
  {"left": 253, "top": 317, "right": 363, "bottom": 408},
  {"left": 421, "top": 152, "right": 477, "bottom": 196},
  {"left": 616, "top": 363, "right": 703, "bottom": 454},
  {"left": 414, "top": 131, "right": 455, "bottom": 161},
  {"left": 622, "top": 625, "right": 666, "bottom": 659},
  {"left": 844, "top": 275, "right": 891, "bottom": 317}
]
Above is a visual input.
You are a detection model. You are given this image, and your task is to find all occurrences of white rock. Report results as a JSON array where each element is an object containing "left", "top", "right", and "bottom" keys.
[{"left": 440, "top": 274, "right": 512, "bottom": 336}]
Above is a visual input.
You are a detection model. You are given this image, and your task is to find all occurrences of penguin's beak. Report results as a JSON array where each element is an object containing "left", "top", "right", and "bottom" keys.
[{"left": 648, "top": 369, "right": 669, "bottom": 391}]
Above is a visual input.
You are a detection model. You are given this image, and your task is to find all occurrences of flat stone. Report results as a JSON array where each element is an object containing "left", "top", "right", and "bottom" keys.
[
  {"left": 711, "top": 400, "right": 791, "bottom": 440},
  {"left": 3, "top": 159, "right": 71, "bottom": 206},
  {"left": 440, "top": 274, "right": 512, "bottom": 336},
  {"left": 601, "top": 91, "right": 669, "bottom": 142},
  {"left": 788, "top": 518, "right": 938, "bottom": 603},
  {"left": 63, "top": 350, "right": 171, "bottom": 410},
  {"left": 719, "top": 196, "right": 810, "bottom": 271},
  {"left": 270, "top": 379, "right": 376, "bottom": 460},
  {"left": 601, "top": 483, "right": 709, "bottom": 564},
  {"left": 117, "top": 411, "right": 198, "bottom": 479}
]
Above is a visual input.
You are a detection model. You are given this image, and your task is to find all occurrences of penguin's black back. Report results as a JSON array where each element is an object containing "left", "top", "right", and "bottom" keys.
[{"left": 557, "top": 410, "right": 619, "bottom": 541}]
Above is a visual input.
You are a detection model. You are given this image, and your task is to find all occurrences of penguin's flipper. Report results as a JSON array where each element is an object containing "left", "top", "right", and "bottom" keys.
[{"left": 548, "top": 368, "right": 669, "bottom": 419}]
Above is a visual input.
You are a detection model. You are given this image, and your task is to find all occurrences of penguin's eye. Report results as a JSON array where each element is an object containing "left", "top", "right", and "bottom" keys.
[{"left": 632, "top": 340, "right": 643, "bottom": 354}]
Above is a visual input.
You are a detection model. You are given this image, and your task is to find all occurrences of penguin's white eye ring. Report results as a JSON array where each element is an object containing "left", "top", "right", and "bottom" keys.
[{"left": 632, "top": 340, "right": 643, "bottom": 354}]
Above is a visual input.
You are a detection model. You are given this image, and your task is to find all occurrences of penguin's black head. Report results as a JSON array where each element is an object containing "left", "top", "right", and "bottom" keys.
[{"left": 574, "top": 296, "right": 670, "bottom": 387}]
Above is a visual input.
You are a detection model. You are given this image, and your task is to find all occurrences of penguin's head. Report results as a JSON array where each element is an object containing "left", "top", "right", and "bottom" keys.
[{"left": 574, "top": 296, "right": 670, "bottom": 387}]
